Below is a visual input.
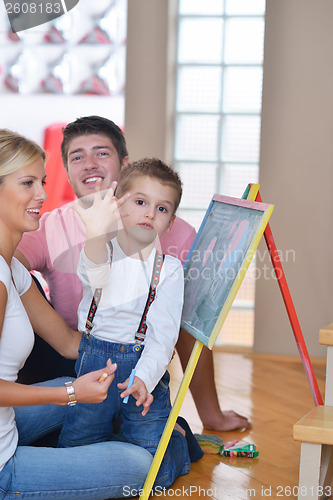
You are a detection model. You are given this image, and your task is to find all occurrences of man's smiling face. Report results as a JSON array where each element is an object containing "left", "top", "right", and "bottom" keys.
[{"left": 66, "top": 134, "right": 127, "bottom": 199}]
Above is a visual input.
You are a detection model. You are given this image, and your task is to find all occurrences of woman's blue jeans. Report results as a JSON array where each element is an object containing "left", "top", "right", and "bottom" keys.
[{"left": 0, "top": 378, "right": 153, "bottom": 499}]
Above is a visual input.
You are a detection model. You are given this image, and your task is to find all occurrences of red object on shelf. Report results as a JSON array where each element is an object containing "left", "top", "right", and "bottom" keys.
[{"left": 41, "top": 123, "right": 76, "bottom": 215}]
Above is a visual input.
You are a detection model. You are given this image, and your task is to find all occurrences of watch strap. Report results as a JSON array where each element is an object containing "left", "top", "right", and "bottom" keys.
[{"left": 65, "top": 381, "right": 77, "bottom": 406}]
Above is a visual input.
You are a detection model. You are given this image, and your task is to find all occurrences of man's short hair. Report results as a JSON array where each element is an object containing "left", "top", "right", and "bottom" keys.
[
  {"left": 61, "top": 116, "right": 128, "bottom": 170},
  {"left": 116, "top": 158, "right": 183, "bottom": 214}
]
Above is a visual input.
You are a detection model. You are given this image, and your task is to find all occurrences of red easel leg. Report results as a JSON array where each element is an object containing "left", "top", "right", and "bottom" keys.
[{"left": 255, "top": 190, "right": 323, "bottom": 405}]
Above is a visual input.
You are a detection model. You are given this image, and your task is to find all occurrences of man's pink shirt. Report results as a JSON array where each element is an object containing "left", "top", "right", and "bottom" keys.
[{"left": 17, "top": 207, "right": 196, "bottom": 329}]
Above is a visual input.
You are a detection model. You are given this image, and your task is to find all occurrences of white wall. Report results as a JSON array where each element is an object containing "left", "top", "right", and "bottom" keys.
[
  {"left": 254, "top": 0, "right": 333, "bottom": 358},
  {"left": 0, "top": 94, "right": 124, "bottom": 146}
]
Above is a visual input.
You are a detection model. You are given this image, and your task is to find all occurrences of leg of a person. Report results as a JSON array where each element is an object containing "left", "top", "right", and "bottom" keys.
[
  {"left": 176, "top": 328, "right": 251, "bottom": 431},
  {"left": 121, "top": 371, "right": 190, "bottom": 489},
  {"left": 14, "top": 377, "right": 69, "bottom": 445},
  {"left": 0, "top": 441, "right": 152, "bottom": 499},
  {"left": 58, "top": 337, "right": 118, "bottom": 447},
  {"left": 154, "top": 430, "right": 191, "bottom": 489}
]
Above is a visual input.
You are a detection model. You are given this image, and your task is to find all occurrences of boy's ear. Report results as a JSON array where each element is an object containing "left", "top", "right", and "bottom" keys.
[{"left": 165, "top": 215, "right": 176, "bottom": 234}]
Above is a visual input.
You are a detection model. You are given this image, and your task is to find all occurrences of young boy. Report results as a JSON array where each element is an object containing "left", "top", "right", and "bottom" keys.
[{"left": 58, "top": 158, "right": 203, "bottom": 486}]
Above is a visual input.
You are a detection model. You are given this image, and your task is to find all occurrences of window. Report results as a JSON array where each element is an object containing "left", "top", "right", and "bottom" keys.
[{"left": 174, "top": 0, "right": 266, "bottom": 347}]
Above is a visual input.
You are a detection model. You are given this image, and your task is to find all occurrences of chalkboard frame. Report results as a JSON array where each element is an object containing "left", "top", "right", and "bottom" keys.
[{"left": 181, "top": 194, "right": 274, "bottom": 349}]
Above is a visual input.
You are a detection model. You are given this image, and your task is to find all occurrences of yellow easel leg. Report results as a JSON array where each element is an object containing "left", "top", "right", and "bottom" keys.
[
  {"left": 139, "top": 340, "right": 204, "bottom": 500},
  {"left": 247, "top": 183, "right": 260, "bottom": 201}
]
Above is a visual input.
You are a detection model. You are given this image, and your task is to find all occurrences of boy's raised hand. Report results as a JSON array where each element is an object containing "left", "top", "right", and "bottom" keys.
[
  {"left": 71, "top": 180, "right": 130, "bottom": 264},
  {"left": 118, "top": 376, "right": 154, "bottom": 416},
  {"left": 71, "top": 180, "right": 130, "bottom": 240}
]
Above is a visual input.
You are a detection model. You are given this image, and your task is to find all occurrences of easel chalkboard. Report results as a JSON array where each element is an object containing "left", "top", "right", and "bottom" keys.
[{"left": 182, "top": 194, "right": 274, "bottom": 349}]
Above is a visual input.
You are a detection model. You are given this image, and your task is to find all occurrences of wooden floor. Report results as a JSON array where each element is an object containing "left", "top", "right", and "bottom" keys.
[{"left": 135, "top": 350, "right": 327, "bottom": 500}]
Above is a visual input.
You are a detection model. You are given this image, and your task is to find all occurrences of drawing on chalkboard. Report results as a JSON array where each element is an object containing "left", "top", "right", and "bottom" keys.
[{"left": 181, "top": 194, "right": 274, "bottom": 349}]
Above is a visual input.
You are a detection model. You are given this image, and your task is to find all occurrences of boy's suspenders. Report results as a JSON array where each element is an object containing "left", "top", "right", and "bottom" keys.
[
  {"left": 133, "top": 250, "right": 164, "bottom": 351},
  {"left": 84, "top": 241, "right": 114, "bottom": 339},
  {"left": 84, "top": 241, "right": 165, "bottom": 352}
]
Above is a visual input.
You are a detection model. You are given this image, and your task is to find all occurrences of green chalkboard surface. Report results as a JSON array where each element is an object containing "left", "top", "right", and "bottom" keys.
[{"left": 181, "top": 194, "right": 274, "bottom": 348}]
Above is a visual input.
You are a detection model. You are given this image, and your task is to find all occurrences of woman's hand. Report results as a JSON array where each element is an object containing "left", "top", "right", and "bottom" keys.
[
  {"left": 118, "top": 376, "right": 154, "bottom": 416},
  {"left": 73, "top": 359, "right": 117, "bottom": 404}
]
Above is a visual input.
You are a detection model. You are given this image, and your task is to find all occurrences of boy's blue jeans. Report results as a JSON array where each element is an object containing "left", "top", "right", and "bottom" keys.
[{"left": 58, "top": 335, "right": 190, "bottom": 487}]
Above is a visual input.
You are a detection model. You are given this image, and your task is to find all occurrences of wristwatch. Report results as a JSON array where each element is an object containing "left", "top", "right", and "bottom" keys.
[{"left": 65, "top": 381, "right": 77, "bottom": 406}]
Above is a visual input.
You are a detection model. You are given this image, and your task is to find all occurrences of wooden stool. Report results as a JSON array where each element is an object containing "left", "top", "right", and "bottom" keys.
[
  {"left": 319, "top": 323, "right": 333, "bottom": 406},
  {"left": 293, "top": 406, "right": 333, "bottom": 499}
]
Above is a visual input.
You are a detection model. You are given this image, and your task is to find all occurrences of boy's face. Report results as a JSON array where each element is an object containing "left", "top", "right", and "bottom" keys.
[
  {"left": 119, "top": 175, "right": 176, "bottom": 246},
  {"left": 66, "top": 133, "right": 129, "bottom": 199}
]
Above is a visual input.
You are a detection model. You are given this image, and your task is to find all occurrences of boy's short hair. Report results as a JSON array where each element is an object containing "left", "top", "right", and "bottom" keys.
[
  {"left": 116, "top": 158, "right": 183, "bottom": 214},
  {"left": 61, "top": 116, "right": 128, "bottom": 170}
]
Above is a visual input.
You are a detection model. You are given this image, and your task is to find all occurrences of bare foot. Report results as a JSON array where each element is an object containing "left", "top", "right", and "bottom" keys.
[{"left": 202, "top": 410, "right": 252, "bottom": 432}]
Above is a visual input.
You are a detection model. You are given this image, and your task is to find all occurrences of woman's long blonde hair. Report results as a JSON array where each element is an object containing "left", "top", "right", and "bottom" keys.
[{"left": 0, "top": 129, "right": 46, "bottom": 185}]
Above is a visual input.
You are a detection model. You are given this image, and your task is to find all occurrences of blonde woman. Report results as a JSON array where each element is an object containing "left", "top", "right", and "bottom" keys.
[{"left": 0, "top": 129, "right": 152, "bottom": 499}]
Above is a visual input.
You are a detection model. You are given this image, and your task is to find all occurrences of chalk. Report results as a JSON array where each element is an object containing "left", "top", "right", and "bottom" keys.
[
  {"left": 123, "top": 369, "right": 136, "bottom": 404},
  {"left": 98, "top": 372, "right": 108, "bottom": 383},
  {"left": 221, "top": 441, "right": 258, "bottom": 457},
  {"left": 224, "top": 440, "right": 239, "bottom": 450}
]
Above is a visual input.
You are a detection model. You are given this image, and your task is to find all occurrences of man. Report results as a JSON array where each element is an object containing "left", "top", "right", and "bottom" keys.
[{"left": 15, "top": 116, "right": 250, "bottom": 431}]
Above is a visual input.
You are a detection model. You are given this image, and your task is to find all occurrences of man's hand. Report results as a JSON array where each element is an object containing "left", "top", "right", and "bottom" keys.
[{"left": 118, "top": 376, "right": 154, "bottom": 416}]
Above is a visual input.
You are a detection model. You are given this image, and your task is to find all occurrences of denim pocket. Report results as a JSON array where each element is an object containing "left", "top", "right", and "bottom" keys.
[
  {"left": 75, "top": 350, "right": 86, "bottom": 377},
  {"left": 157, "top": 370, "right": 170, "bottom": 392},
  {"left": 152, "top": 370, "right": 171, "bottom": 409},
  {"left": 0, "top": 458, "right": 13, "bottom": 499}
]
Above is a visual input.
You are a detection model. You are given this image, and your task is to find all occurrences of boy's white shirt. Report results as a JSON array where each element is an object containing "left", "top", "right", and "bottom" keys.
[{"left": 77, "top": 237, "right": 184, "bottom": 393}]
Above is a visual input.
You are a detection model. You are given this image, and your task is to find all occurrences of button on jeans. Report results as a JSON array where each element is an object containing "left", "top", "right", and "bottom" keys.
[{"left": 0, "top": 377, "right": 153, "bottom": 499}]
